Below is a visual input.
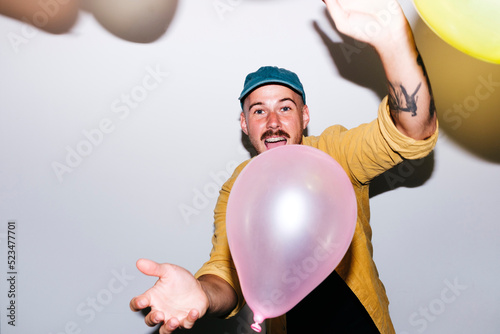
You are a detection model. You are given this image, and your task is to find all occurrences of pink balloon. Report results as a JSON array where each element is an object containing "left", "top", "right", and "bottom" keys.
[{"left": 227, "top": 145, "right": 357, "bottom": 332}]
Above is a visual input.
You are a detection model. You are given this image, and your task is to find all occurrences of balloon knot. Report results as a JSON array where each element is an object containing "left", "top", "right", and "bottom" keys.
[{"left": 251, "top": 322, "right": 262, "bottom": 332}]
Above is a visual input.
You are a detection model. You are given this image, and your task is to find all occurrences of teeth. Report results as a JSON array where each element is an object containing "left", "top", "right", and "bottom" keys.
[{"left": 265, "top": 137, "right": 286, "bottom": 143}]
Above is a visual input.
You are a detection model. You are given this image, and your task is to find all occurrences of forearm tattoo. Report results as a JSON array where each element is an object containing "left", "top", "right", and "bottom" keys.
[
  {"left": 388, "top": 81, "right": 421, "bottom": 117},
  {"left": 388, "top": 52, "right": 436, "bottom": 118}
]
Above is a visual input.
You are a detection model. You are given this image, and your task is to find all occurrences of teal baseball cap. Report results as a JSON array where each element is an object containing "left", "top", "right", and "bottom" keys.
[{"left": 238, "top": 66, "right": 306, "bottom": 109}]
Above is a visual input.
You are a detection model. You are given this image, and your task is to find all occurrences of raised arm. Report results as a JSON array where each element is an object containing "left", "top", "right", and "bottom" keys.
[{"left": 323, "top": 0, "right": 437, "bottom": 140}]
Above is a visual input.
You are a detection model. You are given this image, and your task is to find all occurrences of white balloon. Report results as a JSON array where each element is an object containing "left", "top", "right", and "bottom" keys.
[{"left": 89, "top": 0, "right": 178, "bottom": 43}]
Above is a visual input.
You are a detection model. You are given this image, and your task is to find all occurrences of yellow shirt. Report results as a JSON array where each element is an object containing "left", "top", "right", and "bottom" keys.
[{"left": 195, "top": 97, "right": 438, "bottom": 334}]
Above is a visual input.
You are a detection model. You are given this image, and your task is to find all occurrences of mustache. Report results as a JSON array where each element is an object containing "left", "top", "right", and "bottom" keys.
[{"left": 261, "top": 129, "right": 291, "bottom": 141}]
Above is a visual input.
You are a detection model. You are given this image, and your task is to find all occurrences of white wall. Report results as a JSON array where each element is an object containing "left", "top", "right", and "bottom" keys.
[{"left": 1, "top": 0, "right": 499, "bottom": 333}]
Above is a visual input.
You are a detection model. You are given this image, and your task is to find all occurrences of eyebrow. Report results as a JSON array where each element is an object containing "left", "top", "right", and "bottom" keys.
[
  {"left": 248, "top": 101, "right": 264, "bottom": 111},
  {"left": 279, "top": 97, "right": 297, "bottom": 106},
  {"left": 248, "top": 97, "right": 297, "bottom": 111}
]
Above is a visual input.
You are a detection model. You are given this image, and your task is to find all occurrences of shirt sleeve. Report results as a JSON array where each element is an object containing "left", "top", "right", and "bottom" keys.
[
  {"left": 377, "top": 96, "right": 439, "bottom": 160},
  {"left": 303, "top": 96, "right": 439, "bottom": 185}
]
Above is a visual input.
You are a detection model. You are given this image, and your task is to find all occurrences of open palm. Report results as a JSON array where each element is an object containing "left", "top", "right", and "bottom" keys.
[
  {"left": 130, "top": 259, "right": 209, "bottom": 333},
  {"left": 323, "top": 0, "right": 408, "bottom": 47}
]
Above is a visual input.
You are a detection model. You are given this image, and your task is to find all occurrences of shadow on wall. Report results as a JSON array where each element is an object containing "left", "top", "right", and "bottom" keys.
[
  {"left": 0, "top": 0, "right": 178, "bottom": 43},
  {"left": 413, "top": 18, "right": 500, "bottom": 163},
  {"left": 312, "top": 10, "right": 387, "bottom": 101},
  {"left": 369, "top": 152, "right": 435, "bottom": 198}
]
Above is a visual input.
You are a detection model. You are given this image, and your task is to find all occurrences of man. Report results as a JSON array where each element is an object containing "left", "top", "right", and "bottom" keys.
[{"left": 130, "top": 0, "right": 438, "bottom": 333}]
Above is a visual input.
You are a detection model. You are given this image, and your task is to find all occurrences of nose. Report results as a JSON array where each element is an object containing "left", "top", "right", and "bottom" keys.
[{"left": 266, "top": 111, "right": 281, "bottom": 129}]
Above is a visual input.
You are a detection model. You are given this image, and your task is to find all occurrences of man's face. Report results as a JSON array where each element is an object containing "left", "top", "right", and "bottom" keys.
[{"left": 240, "top": 84, "right": 310, "bottom": 155}]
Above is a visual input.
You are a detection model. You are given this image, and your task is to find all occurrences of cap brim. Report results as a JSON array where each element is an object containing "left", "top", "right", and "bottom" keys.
[{"left": 238, "top": 79, "right": 304, "bottom": 102}]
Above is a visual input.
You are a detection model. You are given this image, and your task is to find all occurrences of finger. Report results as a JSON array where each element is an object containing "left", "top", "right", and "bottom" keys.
[
  {"left": 129, "top": 295, "right": 150, "bottom": 312},
  {"left": 145, "top": 309, "right": 165, "bottom": 327},
  {"left": 160, "top": 317, "right": 180, "bottom": 334},
  {"left": 323, "top": 0, "right": 346, "bottom": 20},
  {"left": 136, "top": 258, "right": 171, "bottom": 278},
  {"left": 182, "top": 309, "right": 200, "bottom": 330}
]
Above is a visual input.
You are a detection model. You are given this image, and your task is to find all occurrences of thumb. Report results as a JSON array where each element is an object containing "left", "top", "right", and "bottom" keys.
[{"left": 136, "top": 258, "right": 170, "bottom": 278}]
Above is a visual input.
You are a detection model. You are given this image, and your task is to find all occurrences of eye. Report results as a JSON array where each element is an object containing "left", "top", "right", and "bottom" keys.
[
  {"left": 281, "top": 106, "right": 291, "bottom": 112},
  {"left": 253, "top": 109, "right": 265, "bottom": 115}
]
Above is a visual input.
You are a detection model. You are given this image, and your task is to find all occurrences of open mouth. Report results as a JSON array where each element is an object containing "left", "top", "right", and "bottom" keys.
[{"left": 264, "top": 136, "right": 287, "bottom": 150}]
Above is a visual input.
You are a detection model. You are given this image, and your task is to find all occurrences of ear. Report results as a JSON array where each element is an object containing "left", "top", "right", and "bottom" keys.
[
  {"left": 302, "top": 105, "right": 310, "bottom": 129},
  {"left": 240, "top": 111, "right": 249, "bottom": 135}
]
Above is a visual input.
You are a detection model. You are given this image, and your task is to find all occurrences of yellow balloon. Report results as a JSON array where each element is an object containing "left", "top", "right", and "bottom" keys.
[{"left": 413, "top": 0, "right": 500, "bottom": 64}]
